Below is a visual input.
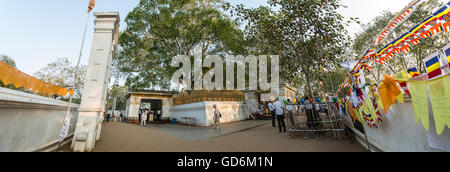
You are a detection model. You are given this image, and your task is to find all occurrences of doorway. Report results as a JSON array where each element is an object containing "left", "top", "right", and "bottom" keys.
[{"left": 140, "top": 99, "right": 163, "bottom": 122}]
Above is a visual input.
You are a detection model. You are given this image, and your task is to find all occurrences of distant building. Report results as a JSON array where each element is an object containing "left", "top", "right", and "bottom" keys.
[
  {"left": 124, "top": 84, "right": 297, "bottom": 126},
  {"left": 125, "top": 90, "right": 174, "bottom": 122}
]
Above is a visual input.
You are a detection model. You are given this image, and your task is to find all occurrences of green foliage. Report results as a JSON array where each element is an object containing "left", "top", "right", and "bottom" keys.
[
  {"left": 33, "top": 57, "right": 86, "bottom": 99},
  {"left": 106, "top": 86, "right": 128, "bottom": 110},
  {"left": 235, "top": 0, "right": 353, "bottom": 99},
  {"left": 116, "top": 0, "right": 245, "bottom": 90}
]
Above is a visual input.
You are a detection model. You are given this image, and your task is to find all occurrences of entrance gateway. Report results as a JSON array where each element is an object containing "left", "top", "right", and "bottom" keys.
[{"left": 125, "top": 90, "right": 173, "bottom": 123}]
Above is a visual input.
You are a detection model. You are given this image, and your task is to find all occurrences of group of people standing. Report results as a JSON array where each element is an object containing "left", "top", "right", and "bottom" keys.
[
  {"left": 267, "top": 98, "right": 290, "bottom": 133},
  {"left": 138, "top": 109, "right": 162, "bottom": 126},
  {"left": 105, "top": 112, "right": 123, "bottom": 122}
]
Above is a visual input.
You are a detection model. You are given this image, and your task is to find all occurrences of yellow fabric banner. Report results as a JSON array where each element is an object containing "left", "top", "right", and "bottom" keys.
[
  {"left": 358, "top": 94, "right": 379, "bottom": 128},
  {"left": 408, "top": 80, "right": 430, "bottom": 131},
  {"left": 0, "top": 61, "right": 73, "bottom": 96},
  {"left": 395, "top": 69, "right": 411, "bottom": 82},
  {"left": 428, "top": 75, "right": 450, "bottom": 135},
  {"left": 397, "top": 93, "right": 404, "bottom": 104},
  {"left": 378, "top": 75, "right": 402, "bottom": 113}
]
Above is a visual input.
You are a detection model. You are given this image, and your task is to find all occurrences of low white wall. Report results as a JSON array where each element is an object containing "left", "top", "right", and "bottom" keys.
[
  {"left": 171, "top": 101, "right": 248, "bottom": 126},
  {"left": 0, "top": 87, "right": 79, "bottom": 152},
  {"left": 346, "top": 98, "right": 449, "bottom": 152}
]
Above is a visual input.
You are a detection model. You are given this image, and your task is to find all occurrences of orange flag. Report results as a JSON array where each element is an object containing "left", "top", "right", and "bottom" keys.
[
  {"left": 88, "top": 0, "right": 96, "bottom": 12},
  {"left": 378, "top": 75, "right": 402, "bottom": 113}
]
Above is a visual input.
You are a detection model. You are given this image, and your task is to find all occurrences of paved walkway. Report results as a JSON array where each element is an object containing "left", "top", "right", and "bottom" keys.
[
  {"left": 62, "top": 120, "right": 366, "bottom": 152},
  {"left": 144, "top": 120, "right": 267, "bottom": 141}
]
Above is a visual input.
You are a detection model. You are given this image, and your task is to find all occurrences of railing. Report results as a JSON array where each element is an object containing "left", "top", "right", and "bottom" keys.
[{"left": 286, "top": 102, "right": 346, "bottom": 139}]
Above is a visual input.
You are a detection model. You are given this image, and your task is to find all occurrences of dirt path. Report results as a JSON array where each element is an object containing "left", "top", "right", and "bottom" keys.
[{"left": 64, "top": 122, "right": 366, "bottom": 152}]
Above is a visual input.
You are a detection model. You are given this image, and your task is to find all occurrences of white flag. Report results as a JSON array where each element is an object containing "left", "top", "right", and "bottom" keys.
[
  {"left": 58, "top": 111, "right": 71, "bottom": 142},
  {"left": 340, "top": 60, "right": 358, "bottom": 71}
]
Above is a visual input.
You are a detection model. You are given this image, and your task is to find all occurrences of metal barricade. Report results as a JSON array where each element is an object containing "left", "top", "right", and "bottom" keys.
[{"left": 285, "top": 102, "right": 345, "bottom": 139}]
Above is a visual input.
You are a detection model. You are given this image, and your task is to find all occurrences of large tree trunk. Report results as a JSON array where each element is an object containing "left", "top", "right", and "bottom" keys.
[
  {"left": 304, "top": 66, "right": 314, "bottom": 101},
  {"left": 304, "top": 66, "right": 320, "bottom": 129}
]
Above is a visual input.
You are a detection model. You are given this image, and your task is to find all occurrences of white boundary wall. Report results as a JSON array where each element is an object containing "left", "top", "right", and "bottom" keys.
[
  {"left": 171, "top": 101, "right": 248, "bottom": 126},
  {"left": 345, "top": 98, "right": 449, "bottom": 152},
  {"left": 0, "top": 87, "right": 79, "bottom": 152}
]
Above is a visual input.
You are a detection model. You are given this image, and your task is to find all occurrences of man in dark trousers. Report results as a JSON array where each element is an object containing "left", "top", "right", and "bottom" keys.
[
  {"left": 268, "top": 100, "right": 276, "bottom": 127},
  {"left": 273, "top": 98, "right": 286, "bottom": 133}
]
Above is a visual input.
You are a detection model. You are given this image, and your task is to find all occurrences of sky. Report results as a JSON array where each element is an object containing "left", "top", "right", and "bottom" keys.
[{"left": 0, "top": 0, "right": 446, "bottom": 76}]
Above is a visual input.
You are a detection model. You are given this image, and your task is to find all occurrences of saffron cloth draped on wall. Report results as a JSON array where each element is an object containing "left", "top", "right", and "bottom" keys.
[{"left": 0, "top": 60, "right": 73, "bottom": 96}]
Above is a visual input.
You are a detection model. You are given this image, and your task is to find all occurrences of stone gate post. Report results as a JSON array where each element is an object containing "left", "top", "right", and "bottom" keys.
[{"left": 71, "top": 12, "right": 120, "bottom": 152}]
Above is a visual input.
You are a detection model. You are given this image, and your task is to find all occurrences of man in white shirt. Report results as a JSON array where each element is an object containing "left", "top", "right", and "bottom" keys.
[
  {"left": 268, "top": 101, "right": 275, "bottom": 127},
  {"left": 273, "top": 98, "right": 286, "bottom": 133},
  {"left": 141, "top": 110, "right": 148, "bottom": 126}
]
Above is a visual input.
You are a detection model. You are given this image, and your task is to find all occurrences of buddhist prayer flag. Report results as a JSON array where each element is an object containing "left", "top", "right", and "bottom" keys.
[
  {"left": 340, "top": 60, "right": 358, "bottom": 71},
  {"left": 373, "top": 0, "right": 422, "bottom": 45},
  {"left": 430, "top": 76, "right": 450, "bottom": 133},
  {"left": 372, "top": 1, "right": 450, "bottom": 64},
  {"left": 363, "top": 49, "right": 376, "bottom": 60},
  {"left": 395, "top": 70, "right": 411, "bottom": 95},
  {"left": 407, "top": 66, "right": 421, "bottom": 78},
  {"left": 428, "top": 75, "right": 450, "bottom": 135},
  {"left": 370, "top": 90, "right": 383, "bottom": 125},
  {"left": 442, "top": 43, "right": 450, "bottom": 66},
  {"left": 378, "top": 75, "right": 402, "bottom": 113},
  {"left": 408, "top": 80, "right": 430, "bottom": 131},
  {"left": 88, "top": 0, "right": 96, "bottom": 12},
  {"left": 423, "top": 53, "right": 443, "bottom": 80}
]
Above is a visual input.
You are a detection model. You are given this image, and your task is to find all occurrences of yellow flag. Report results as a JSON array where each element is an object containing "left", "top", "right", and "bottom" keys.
[
  {"left": 428, "top": 75, "right": 450, "bottom": 135},
  {"left": 409, "top": 80, "right": 430, "bottom": 131},
  {"left": 395, "top": 69, "right": 411, "bottom": 82},
  {"left": 397, "top": 93, "right": 404, "bottom": 104}
]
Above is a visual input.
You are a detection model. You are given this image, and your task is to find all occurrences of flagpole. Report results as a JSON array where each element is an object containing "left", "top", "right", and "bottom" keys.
[{"left": 58, "top": 11, "right": 91, "bottom": 152}]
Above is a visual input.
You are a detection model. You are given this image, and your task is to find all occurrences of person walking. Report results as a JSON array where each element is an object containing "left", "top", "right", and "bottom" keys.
[
  {"left": 213, "top": 104, "right": 222, "bottom": 129},
  {"left": 273, "top": 98, "right": 286, "bottom": 133},
  {"left": 268, "top": 100, "right": 276, "bottom": 127},
  {"left": 141, "top": 109, "right": 148, "bottom": 126}
]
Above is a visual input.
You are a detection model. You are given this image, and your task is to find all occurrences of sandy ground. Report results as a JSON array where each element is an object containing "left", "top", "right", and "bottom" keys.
[{"left": 64, "top": 121, "right": 366, "bottom": 152}]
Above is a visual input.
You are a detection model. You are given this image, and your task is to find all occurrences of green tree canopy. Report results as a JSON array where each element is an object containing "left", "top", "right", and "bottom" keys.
[
  {"left": 235, "top": 0, "right": 353, "bottom": 100},
  {"left": 116, "top": 0, "right": 245, "bottom": 90},
  {"left": 33, "top": 57, "right": 86, "bottom": 101}
]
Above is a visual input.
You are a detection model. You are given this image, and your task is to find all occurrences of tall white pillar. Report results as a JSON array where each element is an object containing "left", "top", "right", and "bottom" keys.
[{"left": 72, "top": 12, "right": 120, "bottom": 152}]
